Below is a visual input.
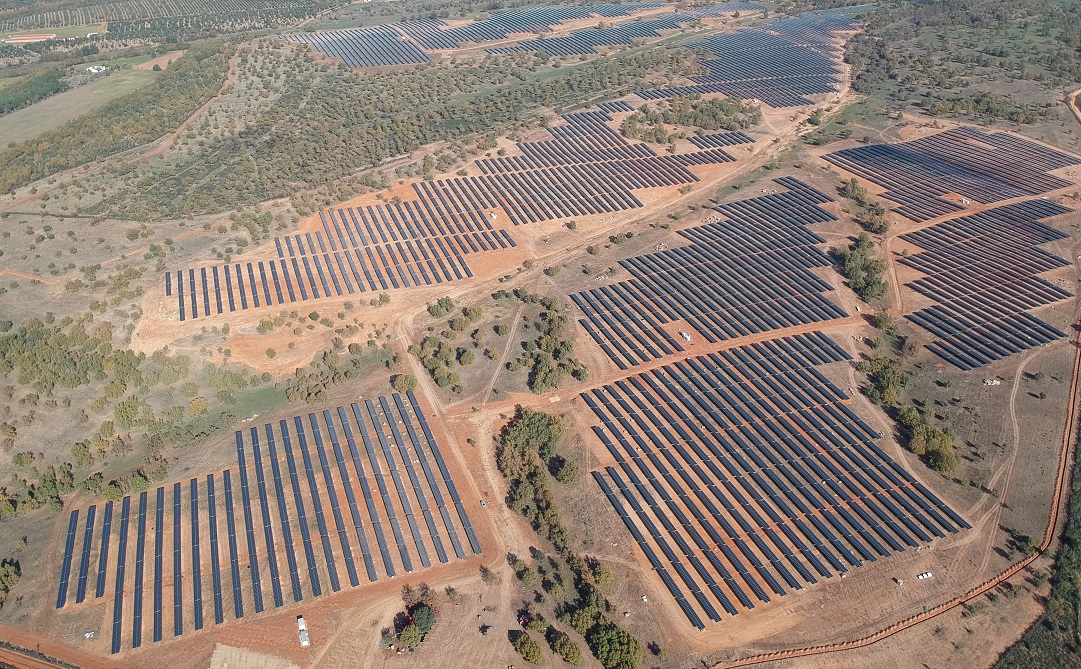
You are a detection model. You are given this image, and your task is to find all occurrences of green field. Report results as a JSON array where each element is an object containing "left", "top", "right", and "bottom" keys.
[
  {"left": 0, "top": 74, "right": 25, "bottom": 91},
  {"left": 0, "top": 67, "right": 156, "bottom": 143}
]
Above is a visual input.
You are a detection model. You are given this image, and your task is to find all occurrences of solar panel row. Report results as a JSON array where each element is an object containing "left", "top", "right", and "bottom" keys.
[
  {"left": 572, "top": 177, "right": 848, "bottom": 369},
  {"left": 823, "top": 126, "right": 1081, "bottom": 222},
  {"left": 173, "top": 241, "right": 477, "bottom": 321},
  {"left": 589, "top": 332, "right": 968, "bottom": 628},
  {"left": 56, "top": 395, "right": 479, "bottom": 654},
  {"left": 899, "top": 199, "right": 1075, "bottom": 369}
]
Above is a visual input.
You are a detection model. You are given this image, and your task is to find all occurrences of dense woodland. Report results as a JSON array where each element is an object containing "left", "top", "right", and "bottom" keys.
[{"left": 843, "top": 0, "right": 1081, "bottom": 123}]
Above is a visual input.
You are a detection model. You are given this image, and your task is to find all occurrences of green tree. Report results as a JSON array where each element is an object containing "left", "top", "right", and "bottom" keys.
[
  {"left": 589, "top": 622, "right": 643, "bottom": 669},
  {"left": 515, "top": 632, "right": 545, "bottom": 664},
  {"left": 391, "top": 374, "right": 418, "bottom": 393},
  {"left": 555, "top": 634, "right": 584, "bottom": 665},
  {"left": 428, "top": 297, "right": 455, "bottom": 317},
  {"left": 399, "top": 624, "right": 422, "bottom": 648},
  {"left": 413, "top": 605, "right": 436, "bottom": 635}
]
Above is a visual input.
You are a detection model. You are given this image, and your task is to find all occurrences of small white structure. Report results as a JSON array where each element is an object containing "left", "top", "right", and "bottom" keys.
[
  {"left": 298, "top": 616, "right": 311, "bottom": 647},
  {"left": 916, "top": 572, "right": 933, "bottom": 580},
  {"left": 679, "top": 332, "right": 692, "bottom": 342},
  {"left": 982, "top": 379, "right": 1001, "bottom": 386}
]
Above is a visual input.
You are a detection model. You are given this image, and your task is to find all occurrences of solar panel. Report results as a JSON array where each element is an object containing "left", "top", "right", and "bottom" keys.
[{"left": 587, "top": 332, "right": 968, "bottom": 628}]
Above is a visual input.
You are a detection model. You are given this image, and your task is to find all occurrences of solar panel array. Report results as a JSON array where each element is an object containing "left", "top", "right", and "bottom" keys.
[
  {"left": 597, "top": 100, "right": 636, "bottom": 113},
  {"left": 54, "top": 393, "right": 480, "bottom": 654},
  {"left": 683, "top": 2, "right": 763, "bottom": 18},
  {"left": 486, "top": 14, "right": 690, "bottom": 56},
  {"left": 396, "top": 4, "right": 660, "bottom": 50},
  {"left": 900, "top": 199, "right": 1074, "bottom": 370},
  {"left": 572, "top": 177, "right": 848, "bottom": 369},
  {"left": 284, "top": 25, "right": 431, "bottom": 68},
  {"left": 687, "top": 131, "right": 756, "bottom": 149},
  {"left": 823, "top": 126, "right": 1081, "bottom": 222},
  {"left": 637, "top": 11, "right": 857, "bottom": 107},
  {"left": 588, "top": 332, "right": 969, "bottom": 628},
  {"left": 454, "top": 117, "right": 737, "bottom": 226},
  {"left": 287, "top": 4, "right": 664, "bottom": 67},
  {"left": 168, "top": 110, "right": 749, "bottom": 320}
]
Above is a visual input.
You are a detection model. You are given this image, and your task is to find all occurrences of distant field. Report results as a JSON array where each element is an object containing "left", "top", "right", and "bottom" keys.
[
  {"left": 0, "top": 67, "right": 156, "bottom": 143},
  {"left": 2, "top": 23, "right": 104, "bottom": 40}
]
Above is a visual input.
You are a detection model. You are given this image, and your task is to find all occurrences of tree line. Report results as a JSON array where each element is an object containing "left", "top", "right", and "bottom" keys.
[
  {"left": 0, "top": 68, "right": 66, "bottom": 116},
  {"left": 496, "top": 408, "right": 643, "bottom": 669}
]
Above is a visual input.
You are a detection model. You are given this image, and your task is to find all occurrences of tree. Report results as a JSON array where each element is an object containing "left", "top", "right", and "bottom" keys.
[
  {"left": 515, "top": 632, "right": 544, "bottom": 664},
  {"left": 843, "top": 178, "right": 868, "bottom": 203},
  {"left": 554, "top": 459, "right": 580, "bottom": 484},
  {"left": 428, "top": 297, "right": 455, "bottom": 317},
  {"left": 555, "top": 633, "right": 584, "bottom": 665},
  {"left": 391, "top": 374, "right": 417, "bottom": 393},
  {"left": 413, "top": 605, "right": 436, "bottom": 635},
  {"left": 103, "top": 480, "right": 125, "bottom": 502},
  {"left": 399, "top": 624, "right": 421, "bottom": 648},
  {"left": 589, "top": 622, "right": 643, "bottom": 669},
  {"left": 402, "top": 583, "right": 421, "bottom": 608}
]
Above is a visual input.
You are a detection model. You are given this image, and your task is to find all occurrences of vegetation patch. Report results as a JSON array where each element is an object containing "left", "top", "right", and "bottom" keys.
[
  {"left": 832, "top": 232, "right": 887, "bottom": 302},
  {"left": 620, "top": 94, "right": 760, "bottom": 143},
  {"left": 496, "top": 408, "right": 642, "bottom": 668}
]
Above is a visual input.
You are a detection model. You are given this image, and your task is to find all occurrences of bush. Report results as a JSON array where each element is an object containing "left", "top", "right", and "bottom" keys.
[{"left": 554, "top": 459, "right": 580, "bottom": 484}]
